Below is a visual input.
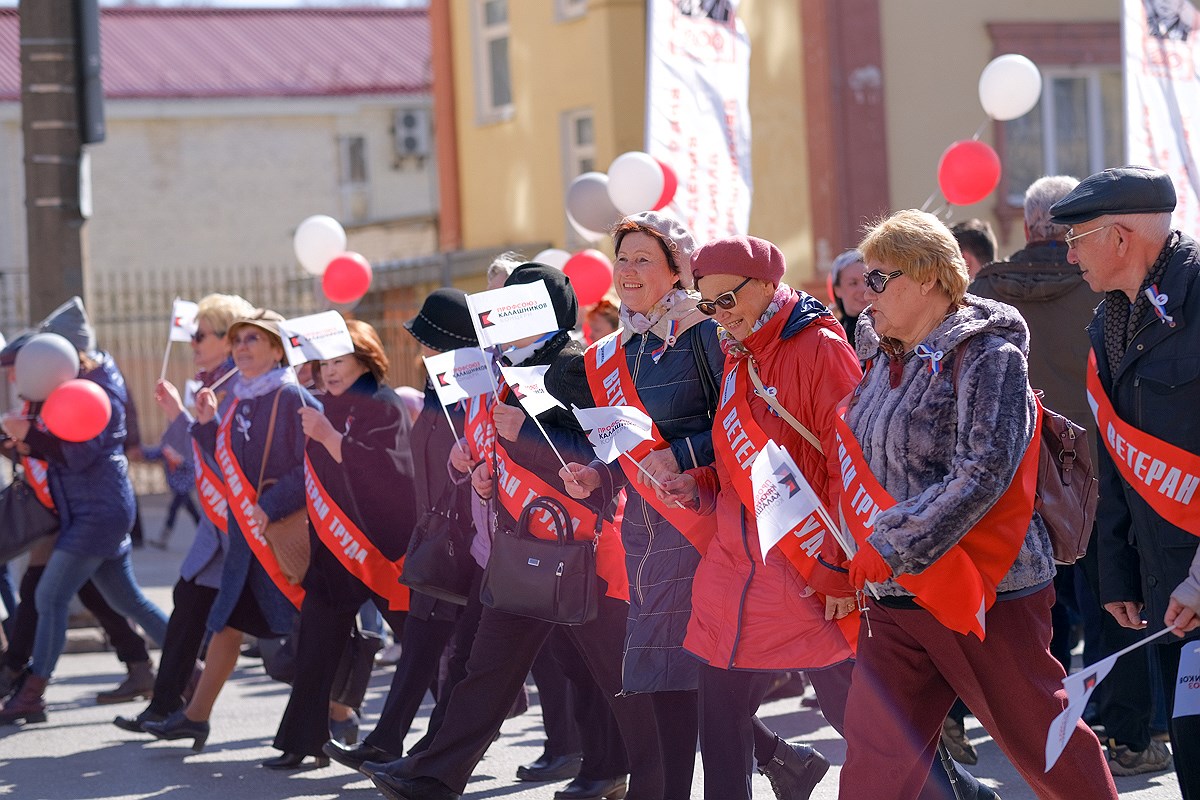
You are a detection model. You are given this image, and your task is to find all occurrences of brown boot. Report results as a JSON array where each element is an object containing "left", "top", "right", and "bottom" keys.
[
  {"left": 96, "top": 661, "right": 155, "bottom": 705},
  {"left": 0, "top": 673, "right": 48, "bottom": 724}
]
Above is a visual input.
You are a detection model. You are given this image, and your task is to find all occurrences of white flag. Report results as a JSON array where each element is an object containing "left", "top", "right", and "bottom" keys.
[
  {"left": 423, "top": 347, "right": 494, "bottom": 406},
  {"left": 465, "top": 281, "right": 559, "bottom": 349},
  {"left": 750, "top": 439, "right": 834, "bottom": 565},
  {"left": 1173, "top": 640, "right": 1200, "bottom": 719},
  {"left": 572, "top": 405, "right": 655, "bottom": 464},
  {"left": 279, "top": 310, "right": 354, "bottom": 367},
  {"left": 499, "top": 365, "right": 563, "bottom": 418},
  {"left": 169, "top": 299, "right": 199, "bottom": 343}
]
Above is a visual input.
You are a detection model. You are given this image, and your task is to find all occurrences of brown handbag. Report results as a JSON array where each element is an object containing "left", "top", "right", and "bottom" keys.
[{"left": 256, "top": 388, "right": 311, "bottom": 585}]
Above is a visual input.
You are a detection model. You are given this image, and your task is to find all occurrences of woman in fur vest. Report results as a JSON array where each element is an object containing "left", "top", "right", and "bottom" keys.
[{"left": 837, "top": 209, "right": 1117, "bottom": 799}]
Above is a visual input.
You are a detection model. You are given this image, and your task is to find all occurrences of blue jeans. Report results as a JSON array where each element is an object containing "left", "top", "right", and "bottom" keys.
[{"left": 32, "top": 549, "right": 168, "bottom": 678}]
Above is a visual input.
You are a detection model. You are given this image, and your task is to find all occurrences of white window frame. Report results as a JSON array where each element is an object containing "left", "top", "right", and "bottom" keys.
[
  {"left": 561, "top": 108, "right": 596, "bottom": 247},
  {"left": 472, "top": 0, "right": 514, "bottom": 124},
  {"left": 555, "top": 0, "right": 587, "bottom": 23},
  {"left": 338, "top": 134, "right": 371, "bottom": 222}
]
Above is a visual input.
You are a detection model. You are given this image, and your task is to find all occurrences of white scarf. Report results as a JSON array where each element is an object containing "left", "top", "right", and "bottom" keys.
[{"left": 232, "top": 366, "right": 297, "bottom": 400}]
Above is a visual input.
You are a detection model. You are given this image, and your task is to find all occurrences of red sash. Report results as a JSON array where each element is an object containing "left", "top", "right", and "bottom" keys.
[
  {"left": 584, "top": 332, "right": 718, "bottom": 554},
  {"left": 21, "top": 456, "right": 54, "bottom": 511},
  {"left": 464, "top": 394, "right": 496, "bottom": 463},
  {"left": 304, "top": 454, "right": 410, "bottom": 611},
  {"left": 1087, "top": 349, "right": 1200, "bottom": 535},
  {"left": 714, "top": 361, "right": 837, "bottom": 581},
  {"left": 192, "top": 439, "right": 228, "bottom": 534},
  {"left": 214, "top": 403, "right": 305, "bottom": 609},
  {"left": 832, "top": 400, "right": 1040, "bottom": 640}
]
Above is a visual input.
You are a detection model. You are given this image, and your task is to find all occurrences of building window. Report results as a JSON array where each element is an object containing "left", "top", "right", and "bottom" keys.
[
  {"left": 1002, "top": 67, "right": 1124, "bottom": 206},
  {"left": 474, "top": 0, "right": 513, "bottom": 122},
  {"left": 555, "top": 0, "right": 587, "bottom": 22},
  {"left": 339, "top": 135, "right": 370, "bottom": 221},
  {"left": 561, "top": 108, "right": 596, "bottom": 246}
]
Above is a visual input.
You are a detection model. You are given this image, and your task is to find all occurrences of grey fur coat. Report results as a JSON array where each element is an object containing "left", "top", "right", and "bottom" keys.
[{"left": 846, "top": 294, "right": 1055, "bottom": 597}]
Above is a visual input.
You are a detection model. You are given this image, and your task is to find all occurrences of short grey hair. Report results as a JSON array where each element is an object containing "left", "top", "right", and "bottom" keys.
[
  {"left": 486, "top": 251, "right": 525, "bottom": 287},
  {"left": 1024, "top": 176, "right": 1080, "bottom": 242},
  {"left": 1115, "top": 211, "right": 1173, "bottom": 244}
]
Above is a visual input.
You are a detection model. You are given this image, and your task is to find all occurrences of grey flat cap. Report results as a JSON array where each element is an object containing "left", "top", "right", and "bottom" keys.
[{"left": 1049, "top": 166, "right": 1176, "bottom": 225}]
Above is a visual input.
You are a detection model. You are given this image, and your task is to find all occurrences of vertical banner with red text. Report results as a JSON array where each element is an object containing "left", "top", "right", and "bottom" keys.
[{"left": 646, "top": 0, "right": 752, "bottom": 244}]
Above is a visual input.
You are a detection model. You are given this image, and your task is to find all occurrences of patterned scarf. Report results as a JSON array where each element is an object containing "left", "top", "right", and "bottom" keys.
[
  {"left": 1102, "top": 230, "right": 1179, "bottom": 378},
  {"left": 232, "top": 365, "right": 297, "bottom": 400},
  {"left": 620, "top": 289, "right": 703, "bottom": 339},
  {"left": 716, "top": 283, "right": 795, "bottom": 360}
]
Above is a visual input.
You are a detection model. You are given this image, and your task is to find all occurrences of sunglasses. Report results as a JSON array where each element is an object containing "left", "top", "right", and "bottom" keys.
[
  {"left": 191, "top": 330, "right": 223, "bottom": 344},
  {"left": 1064, "top": 223, "right": 1114, "bottom": 249},
  {"left": 697, "top": 277, "right": 754, "bottom": 316},
  {"left": 865, "top": 269, "right": 904, "bottom": 293}
]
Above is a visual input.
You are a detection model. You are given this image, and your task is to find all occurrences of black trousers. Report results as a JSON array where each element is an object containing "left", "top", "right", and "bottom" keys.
[
  {"left": 273, "top": 586, "right": 407, "bottom": 756},
  {"left": 146, "top": 577, "right": 218, "bottom": 716},
  {"left": 4, "top": 565, "right": 149, "bottom": 670},
  {"left": 545, "top": 623, "right": 624, "bottom": 781},
  {"left": 406, "top": 592, "right": 662, "bottom": 798},
  {"left": 650, "top": 690, "right": 699, "bottom": 800},
  {"left": 532, "top": 628, "right": 583, "bottom": 758},
  {"left": 1157, "top": 638, "right": 1200, "bottom": 799}
]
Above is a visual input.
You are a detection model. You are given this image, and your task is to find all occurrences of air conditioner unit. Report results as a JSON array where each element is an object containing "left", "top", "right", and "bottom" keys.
[{"left": 394, "top": 107, "right": 431, "bottom": 161}]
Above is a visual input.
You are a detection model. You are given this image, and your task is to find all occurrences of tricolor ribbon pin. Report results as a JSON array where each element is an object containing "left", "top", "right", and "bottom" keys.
[
  {"left": 915, "top": 344, "right": 944, "bottom": 375},
  {"left": 1145, "top": 284, "right": 1175, "bottom": 326}
]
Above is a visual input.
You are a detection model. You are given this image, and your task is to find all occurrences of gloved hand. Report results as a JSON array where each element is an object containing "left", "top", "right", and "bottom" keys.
[{"left": 848, "top": 543, "right": 892, "bottom": 589}]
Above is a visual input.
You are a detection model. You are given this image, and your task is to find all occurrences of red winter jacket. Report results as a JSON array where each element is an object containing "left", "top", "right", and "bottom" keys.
[{"left": 684, "top": 291, "right": 860, "bottom": 671}]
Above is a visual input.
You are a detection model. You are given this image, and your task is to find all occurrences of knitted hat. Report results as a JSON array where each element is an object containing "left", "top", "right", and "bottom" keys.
[
  {"left": 691, "top": 235, "right": 787, "bottom": 287},
  {"left": 614, "top": 211, "right": 698, "bottom": 289},
  {"left": 1050, "top": 166, "right": 1177, "bottom": 225},
  {"left": 38, "top": 296, "right": 95, "bottom": 353},
  {"left": 404, "top": 288, "right": 478, "bottom": 353},
  {"left": 505, "top": 262, "right": 579, "bottom": 331}
]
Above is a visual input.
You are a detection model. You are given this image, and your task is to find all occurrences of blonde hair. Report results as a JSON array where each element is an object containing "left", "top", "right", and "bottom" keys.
[
  {"left": 859, "top": 210, "right": 970, "bottom": 304},
  {"left": 196, "top": 293, "right": 255, "bottom": 338}
]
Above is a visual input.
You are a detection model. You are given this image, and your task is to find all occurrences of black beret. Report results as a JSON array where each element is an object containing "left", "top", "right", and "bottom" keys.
[{"left": 1049, "top": 166, "right": 1176, "bottom": 226}]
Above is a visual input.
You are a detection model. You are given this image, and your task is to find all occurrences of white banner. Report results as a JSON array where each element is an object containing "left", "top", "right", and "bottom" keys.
[
  {"left": 279, "top": 310, "right": 354, "bottom": 367},
  {"left": 646, "top": 0, "right": 752, "bottom": 244},
  {"left": 1124, "top": 0, "right": 1200, "bottom": 235},
  {"left": 1175, "top": 639, "right": 1200, "bottom": 719},
  {"left": 499, "top": 365, "right": 564, "bottom": 418},
  {"left": 423, "top": 347, "right": 494, "bottom": 406},
  {"left": 465, "top": 281, "right": 559, "bottom": 350},
  {"left": 169, "top": 299, "right": 199, "bottom": 343},
  {"left": 750, "top": 439, "right": 834, "bottom": 565},
  {"left": 572, "top": 404, "right": 655, "bottom": 464}
]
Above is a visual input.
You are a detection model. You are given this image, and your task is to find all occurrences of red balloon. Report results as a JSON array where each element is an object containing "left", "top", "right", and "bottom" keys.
[
  {"left": 937, "top": 140, "right": 1001, "bottom": 206},
  {"left": 322, "top": 251, "right": 372, "bottom": 304},
  {"left": 653, "top": 159, "right": 677, "bottom": 210},
  {"left": 562, "top": 249, "right": 614, "bottom": 307},
  {"left": 42, "top": 379, "right": 111, "bottom": 442}
]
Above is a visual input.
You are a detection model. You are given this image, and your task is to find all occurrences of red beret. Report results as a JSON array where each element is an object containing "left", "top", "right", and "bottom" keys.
[{"left": 690, "top": 235, "right": 786, "bottom": 286}]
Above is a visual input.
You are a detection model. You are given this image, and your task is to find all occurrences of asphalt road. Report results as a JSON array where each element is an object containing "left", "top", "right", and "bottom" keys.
[{"left": 0, "top": 495, "right": 1183, "bottom": 799}]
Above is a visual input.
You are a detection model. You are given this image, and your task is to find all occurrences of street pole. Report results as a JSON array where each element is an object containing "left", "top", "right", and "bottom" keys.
[{"left": 19, "top": 0, "right": 91, "bottom": 323}]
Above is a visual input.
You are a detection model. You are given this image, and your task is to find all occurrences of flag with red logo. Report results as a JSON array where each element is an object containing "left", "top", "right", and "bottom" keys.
[
  {"left": 465, "top": 281, "right": 559, "bottom": 349},
  {"left": 423, "top": 347, "right": 493, "bottom": 406},
  {"left": 169, "top": 299, "right": 199, "bottom": 343},
  {"left": 498, "top": 365, "right": 563, "bottom": 418},
  {"left": 279, "top": 311, "right": 354, "bottom": 367},
  {"left": 572, "top": 404, "right": 655, "bottom": 464},
  {"left": 750, "top": 439, "right": 838, "bottom": 565}
]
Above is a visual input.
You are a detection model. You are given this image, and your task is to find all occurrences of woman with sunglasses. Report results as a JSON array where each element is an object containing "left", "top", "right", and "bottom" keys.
[
  {"left": 836, "top": 210, "right": 1115, "bottom": 799},
  {"left": 146, "top": 309, "right": 320, "bottom": 754},
  {"left": 113, "top": 293, "right": 254, "bottom": 735}
]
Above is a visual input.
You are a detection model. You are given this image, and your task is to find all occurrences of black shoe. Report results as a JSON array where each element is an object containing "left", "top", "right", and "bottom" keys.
[
  {"left": 261, "top": 752, "right": 330, "bottom": 770},
  {"left": 143, "top": 709, "right": 210, "bottom": 753},
  {"left": 360, "top": 755, "right": 416, "bottom": 780},
  {"left": 517, "top": 751, "right": 583, "bottom": 782},
  {"left": 372, "top": 773, "right": 460, "bottom": 800},
  {"left": 759, "top": 737, "right": 829, "bottom": 800},
  {"left": 322, "top": 740, "right": 397, "bottom": 772},
  {"left": 113, "top": 708, "right": 167, "bottom": 733},
  {"left": 554, "top": 775, "right": 628, "bottom": 800}
]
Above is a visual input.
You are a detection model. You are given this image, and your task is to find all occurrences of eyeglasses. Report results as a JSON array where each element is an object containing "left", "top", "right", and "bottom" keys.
[
  {"left": 697, "top": 277, "right": 754, "bottom": 316},
  {"left": 1064, "top": 224, "right": 1114, "bottom": 249},
  {"left": 864, "top": 269, "right": 904, "bottom": 293},
  {"left": 232, "top": 332, "right": 264, "bottom": 347}
]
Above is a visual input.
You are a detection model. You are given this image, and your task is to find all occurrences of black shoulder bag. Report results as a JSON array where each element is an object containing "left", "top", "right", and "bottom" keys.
[{"left": 400, "top": 481, "right": 476, "bottom": 605}]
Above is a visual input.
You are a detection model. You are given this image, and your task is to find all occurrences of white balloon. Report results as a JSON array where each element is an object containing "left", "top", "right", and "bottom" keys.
[
  {"left": 293, "top": 215, "right": 348, "bottom": 276},
  {"left": 565, "top": 172, "right": 623, "bottom": 241},
  {"left": 14, "top": 333, "right": 80, "bottom": 402},
  {"left": 979, "top": 54, "right": 1042, "bottom": 122},
  {"left": 607, "top": 151, "right": 665, "bottom": 216},
  {"left": 533, "top": 248, "right": 571, "bottom": 270}
]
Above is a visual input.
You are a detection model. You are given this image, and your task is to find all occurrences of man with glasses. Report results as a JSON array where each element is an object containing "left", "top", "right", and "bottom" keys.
[{"left": 1050, "top": 165, "right": 1200, "bottom": 797}]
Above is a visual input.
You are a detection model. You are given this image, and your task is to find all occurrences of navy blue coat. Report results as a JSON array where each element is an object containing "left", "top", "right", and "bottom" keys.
[
  {"left": 193, "top": 380, "right": 320, "bottom": 636},
  {"left": 24, "top": 352, "right": 136, "bottom": 558}
]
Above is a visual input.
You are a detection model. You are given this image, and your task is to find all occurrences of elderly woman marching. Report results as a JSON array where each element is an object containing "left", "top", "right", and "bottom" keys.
[
  {"left": 114, "top": 293, "right": 254, "bottom": 734},
  {"left": 146, "top": 309, "right": 319, "bottom": 753},
  {"left": 836, "top": 210, "right": 1117, "bottom": 799}
]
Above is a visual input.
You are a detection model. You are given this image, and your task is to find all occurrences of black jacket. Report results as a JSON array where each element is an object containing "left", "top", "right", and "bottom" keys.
[{"left": 1089, "top": 232, "right": 1200, "bottom": 637}]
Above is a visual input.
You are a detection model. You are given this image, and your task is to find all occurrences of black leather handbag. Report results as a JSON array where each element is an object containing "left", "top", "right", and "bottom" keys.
[
  {"left": 400, "top": 482, "right": 475, "bottom": 605},
  {"left": 0, "top": 474, "right": 60, "bottom": 563},
  {"left": 480, "top": 496, "right": 599, "bottom": 626}
]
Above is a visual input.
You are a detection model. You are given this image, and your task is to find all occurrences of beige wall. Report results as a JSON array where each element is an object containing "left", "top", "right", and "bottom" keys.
[{"left": 879, "top": 0, "right": 1118, "bottom": 249}]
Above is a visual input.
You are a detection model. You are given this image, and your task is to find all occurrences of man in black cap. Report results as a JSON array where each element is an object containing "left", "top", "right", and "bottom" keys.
[{"left": 1051, "top": 165, "right": 1200, "bottom": 797}]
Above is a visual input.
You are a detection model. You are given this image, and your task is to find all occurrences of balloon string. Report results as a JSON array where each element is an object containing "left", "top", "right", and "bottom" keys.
[
  {"left": 971, "top": 119, "right": 989, "bottom": 141},
  {"left": 919, "top": 190, "right": 940, "bottom": 213}
]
